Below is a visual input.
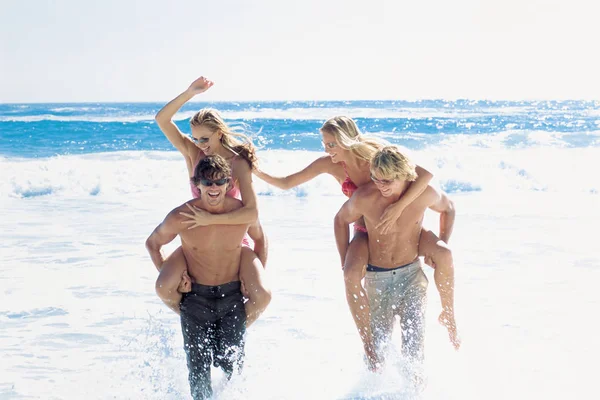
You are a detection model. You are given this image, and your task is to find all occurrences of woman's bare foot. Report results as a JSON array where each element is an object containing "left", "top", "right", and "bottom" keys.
[
  {"left": 178, "top": 270, "right": 192, "bottom": 293},
  {"left": 438, "top": 310, "right": 460, "bottom": 350}
]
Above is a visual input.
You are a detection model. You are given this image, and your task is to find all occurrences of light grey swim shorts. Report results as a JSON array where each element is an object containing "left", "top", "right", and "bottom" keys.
[{"left": 365, "top": 258, "right": 428, "bottom": 361}]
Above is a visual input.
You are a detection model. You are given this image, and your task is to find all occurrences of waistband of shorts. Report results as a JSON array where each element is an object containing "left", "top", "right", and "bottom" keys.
[
  {"left": 189, "top": 281, "right": 242, "bottom": 296},
  {"left": 366, "top": 258, "right": 421, "bottom": 273}
]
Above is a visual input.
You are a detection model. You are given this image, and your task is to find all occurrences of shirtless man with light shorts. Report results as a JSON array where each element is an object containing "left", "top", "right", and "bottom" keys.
[{"left": 334, "top": 145, "right": 457, "bottom": 373}]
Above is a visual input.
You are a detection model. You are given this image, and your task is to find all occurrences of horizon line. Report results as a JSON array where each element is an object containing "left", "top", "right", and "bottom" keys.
[{"left": 1, "top": 98, "right": 599, "bottom": 105}]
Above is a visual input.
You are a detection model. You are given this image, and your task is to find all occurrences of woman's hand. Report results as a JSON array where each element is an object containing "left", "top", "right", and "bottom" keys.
[
  {"left": 179, "top": 203, "right": 214, "bottom": 229},
  {"left": 424, "top": 254, "right": 436, "bottom": 269},
  {"left": 376, "top": 202, "right": 406, "bottom": 234},
  {"left": 186, "top": 76, "right": 214, "bottom": 96}
]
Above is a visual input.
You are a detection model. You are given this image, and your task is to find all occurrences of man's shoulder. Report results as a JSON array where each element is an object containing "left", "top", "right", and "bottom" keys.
[
  {"left": 422, "top": 184, "right": 438, "bottom": 195},
  {"left": 166, "top": 200, "right": 198, "bottom": 222},
  {"left": 224, "top": 196, "right": 244, "bottom": 211},
  {"left": 420, "top": 185, "right": 444, "bottom": 204},
  {"left": 351, "top": 183, "right": 379, "bottom": 207}
]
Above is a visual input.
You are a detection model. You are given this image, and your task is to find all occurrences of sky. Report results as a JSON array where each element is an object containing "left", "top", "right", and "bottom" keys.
[{"left": 1, "top": 0, "right": 599, "bottom": 102}]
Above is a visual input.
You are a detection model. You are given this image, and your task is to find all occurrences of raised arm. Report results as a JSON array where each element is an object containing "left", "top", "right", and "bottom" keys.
[
  {"left": 145, "top": 210, "right": 182, "bottom": 271},
  {"left": 155, "top": 76, "right": 214, "bottom": 157},
  {"left": 333, "top": 195, "right": 364, "bottom": 267},
  {"left": 253, "top": 155, "right": 340, "bottom": 190},
  {"left": 247, "top": 220, "right": 268, "bottom": 268},
  {"left": 377, "top": 164, "right": 433, "bottom": 233},
  {"left": 428, "top": 189, "right": 456, "bottom": 244}
]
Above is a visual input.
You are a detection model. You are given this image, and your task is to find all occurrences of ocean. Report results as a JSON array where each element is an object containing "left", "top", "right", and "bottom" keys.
[{"left": 1, "top": 100, "right": 598, "bottom": 399}]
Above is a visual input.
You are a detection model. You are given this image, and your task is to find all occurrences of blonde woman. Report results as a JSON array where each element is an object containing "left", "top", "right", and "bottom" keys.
[
  {"left": 254, "top": 117, "right": 457, "bottom": 370},
  {"left": 153, "top": 76, "right": 271, "bottom": 327}
]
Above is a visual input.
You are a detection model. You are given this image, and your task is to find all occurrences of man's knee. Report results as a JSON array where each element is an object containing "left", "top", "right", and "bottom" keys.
[{"left": 216, "top": 342, "right": 244, "bottom": 377}]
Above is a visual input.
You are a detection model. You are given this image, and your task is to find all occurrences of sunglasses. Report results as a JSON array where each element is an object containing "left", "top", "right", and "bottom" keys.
[
  {"left": 191, "top": 136, "right": 211, "bottom": 144},
  {"left": 199, "top": 178, "right": 230, "bottom": 187},
  {"left": 370, "top": 175, "right": 395, "bottom": 185}
]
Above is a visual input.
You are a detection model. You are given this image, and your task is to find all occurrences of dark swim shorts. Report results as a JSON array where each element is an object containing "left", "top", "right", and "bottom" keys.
[{"left": 180, "top": 281, "right": 246, "bottom": 400}]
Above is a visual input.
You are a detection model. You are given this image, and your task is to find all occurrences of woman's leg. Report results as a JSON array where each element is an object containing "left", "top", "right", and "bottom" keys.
[
  {"left": 155, "top": 246, "right": 191, "bottom": 315},
  {"left": 343, "top": 231, "right": 380, "bottom": 370},
  {"left": 239, "top": 246, "right": 271, "bottom": 327},
  {"left": 418, "top": 229, "right": 460, "bottom": 349}
]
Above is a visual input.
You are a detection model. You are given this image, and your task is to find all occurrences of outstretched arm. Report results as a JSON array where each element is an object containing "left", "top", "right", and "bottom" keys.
[
  {"left": 377, "top": 164, "right": 433, "bottom": 233},
  {"left": 429, "top": 189, "right": 456, "bottom": 243},
  {"left": 247, "top": 220, "right": 268, "bottom": 267},
  {"left": 155, "top": 76, "right": 214, "bottom": 158},
  {"left": 192, "top": 156, "right": 340, "bottom": 227},
  {"left": 145, "top": 211, "right": 182, "bottom": 271},
  {"left": 333, "top": 196, "right": 364, "bottom": 267},
  {"left": 254, "top": 156, "right": 339, "bottom": 190},
  {"left": 196, "top": 156, "right": 341, "bottom": 227}
]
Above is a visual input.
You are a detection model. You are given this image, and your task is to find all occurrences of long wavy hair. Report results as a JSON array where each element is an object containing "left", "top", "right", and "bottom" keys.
[
  {"left": 190, "top": 108, "right": 257, "bottom": 168},
  {"left": 320, "top": 116, "right": 386, "bottom": 162}
]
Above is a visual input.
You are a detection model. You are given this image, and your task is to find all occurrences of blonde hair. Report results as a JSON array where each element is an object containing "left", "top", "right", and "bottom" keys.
[
  {"left": 320, "top": 116, "right": 386, "bottom": 162},
  {"left": 190, "top": 108, "right": 257, "bottom": 168},
  {"left": 371, "top": 146, "right": 417, "bottom": 182}
]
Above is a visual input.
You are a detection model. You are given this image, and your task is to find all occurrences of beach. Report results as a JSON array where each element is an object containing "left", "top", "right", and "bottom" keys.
[{"left": 1, "top": 101, "right": 598, "bottom": 399}]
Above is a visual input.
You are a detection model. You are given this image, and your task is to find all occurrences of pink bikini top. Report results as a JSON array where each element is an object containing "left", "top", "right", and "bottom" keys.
[
  {"left": 341, "top": 161, "right": 368, "bottom": 233},
  {"left": 341, "top": 162, "right": 359, "bottom": 198},
  {"left": 189, "top": 153, "right": 242, "bottom": 200}
]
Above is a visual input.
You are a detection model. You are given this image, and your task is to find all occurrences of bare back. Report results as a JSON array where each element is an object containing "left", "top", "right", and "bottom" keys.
[
  {"left": 173, "top": 197, "right": 249, "bottom": 285},
  {"left": 356, "top": 184, "right": 439, "bottom": 268}
]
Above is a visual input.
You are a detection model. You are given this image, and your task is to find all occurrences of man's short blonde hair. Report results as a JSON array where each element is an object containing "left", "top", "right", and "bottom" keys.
[{"left": 371, "top": 146, "right": 418, "bottom": 182}]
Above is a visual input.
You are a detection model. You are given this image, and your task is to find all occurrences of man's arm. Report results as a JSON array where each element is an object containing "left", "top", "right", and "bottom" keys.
[
  {"left": 145, "top": 210, "right": 182, "bottom": 271},
  {"left": 428, "top": 189, "right": 456, "bottom": 244},
  {"left": 376, "top": 164, "right": 433, "bottom": 232},
  {"left": 333, "top": 195, "right": 365, "bottom": 267},
  {"left": 247, "top": 220, "right": 268, "bottom": 268}
]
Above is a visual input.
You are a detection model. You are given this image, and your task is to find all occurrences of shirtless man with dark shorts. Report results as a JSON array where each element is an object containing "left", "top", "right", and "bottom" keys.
[{"left": 146, "top": 154, "right": 268, "bottom": 400}]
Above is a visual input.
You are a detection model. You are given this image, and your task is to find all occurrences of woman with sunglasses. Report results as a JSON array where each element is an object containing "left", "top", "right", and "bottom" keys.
[
  {"left": 253, "top": 116, "right": 459, "bottom": 369},
  {"left": 153, "top": 76, "right": 271, "bottom": 326}
]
